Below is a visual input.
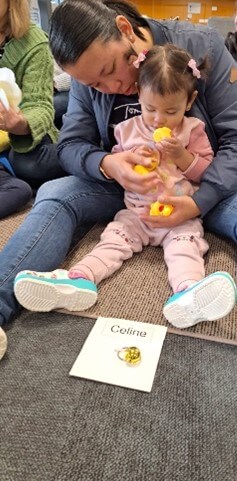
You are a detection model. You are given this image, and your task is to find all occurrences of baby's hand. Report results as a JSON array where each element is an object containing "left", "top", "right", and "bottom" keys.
[
  {"left": 159, "top": 137, "right": 195, "bottom": 171},
  {"left": 159, "top": 137, "right": 186, "bottom": 163}
]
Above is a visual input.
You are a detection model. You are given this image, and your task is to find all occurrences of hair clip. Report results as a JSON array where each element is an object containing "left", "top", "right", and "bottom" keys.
[
  {"left": 133, "top": 49, "right": 148, "bottom": 68},
  {"left": 187, "top": 59, "right": 201, "bottom": 79}
]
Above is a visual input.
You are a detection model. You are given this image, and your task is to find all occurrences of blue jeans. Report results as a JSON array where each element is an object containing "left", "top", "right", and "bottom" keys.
[
  {"left": 0, "top": 165, "right": 32, "bottom": 219},
  {"left": 0, "top": 176, "right": 236, "bottom": 326},
  {"left": 8, "top": 136, "right": 66, "bottom": 189},
  {"left": 0, "top": 176, "right": 125, "bottom": 325},
  {"left": 54, "top": 90, "right": 69, "bottom": 130},
  {"left": 203, "top": 193, "right": 237, "bottom": 240}
]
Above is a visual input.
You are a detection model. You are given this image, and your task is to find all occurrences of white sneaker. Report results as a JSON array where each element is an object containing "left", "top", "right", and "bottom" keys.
[
  {"left": 163, "top": 272, "right": 237, "bottom": 329},
  {"left": 0, "top": 327, "right": 7, "bottom": 360},
  {"left": 14, "top": 269, "right": 98, "bottom": 312}
]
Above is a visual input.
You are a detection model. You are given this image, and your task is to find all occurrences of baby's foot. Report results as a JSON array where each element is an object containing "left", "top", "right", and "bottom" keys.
[{"left": 68, "top": 269, "right": 86, "bottom": 279}]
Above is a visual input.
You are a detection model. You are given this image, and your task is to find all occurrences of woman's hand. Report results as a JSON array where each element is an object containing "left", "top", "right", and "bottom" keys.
[
  {"left": 140, "top": 195, "right": 201, "bottom": 227},
  {"left": 100, "top": 150, "right": 160, "bottom": 194},
  {"left": 0, "top": 102, "right": 30, "bottom": 135}
]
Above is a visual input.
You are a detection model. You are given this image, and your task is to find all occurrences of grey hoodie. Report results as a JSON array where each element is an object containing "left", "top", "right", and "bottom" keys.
[{"left": 57, "top": 18, "right": 237, "bottom": 217}]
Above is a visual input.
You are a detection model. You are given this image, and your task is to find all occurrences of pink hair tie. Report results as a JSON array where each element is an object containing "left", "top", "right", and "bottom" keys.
[
  {"left": 133, "top": 49, "right": 148, "bottom": 68},
  {"left": 188, "top": 59, "right": 201, "bottom": 79}
]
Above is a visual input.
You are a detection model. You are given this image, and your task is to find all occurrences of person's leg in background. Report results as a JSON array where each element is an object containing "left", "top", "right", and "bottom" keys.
[
  {"left": 0, "top": 175, "right": 125, "bottom": 359},
  {"left": 203, "top": 194, "right": 237, "bottom": 244},
  {"left": 0, "top": 165, "right": 32, "bottom": 219},
  {"left": 53, "top": 90, "right": 69, "bottom": 130},
  {"left": 0, "top": 154, "right": 31, "bottom": 359},
  {"left": 8, "top": 135, "right": 66, "bottom": 189}
]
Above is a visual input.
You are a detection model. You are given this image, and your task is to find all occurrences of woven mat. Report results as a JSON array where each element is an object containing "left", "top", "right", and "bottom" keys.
[
  {"left": 1, "top": 210, "right": 237, "bottom": 343},
  {"left": 61, "top": 224, "right": 237, "bottom": 343},
  {"left": 0, "top": 207, "right": 30, "bottom": 247}
]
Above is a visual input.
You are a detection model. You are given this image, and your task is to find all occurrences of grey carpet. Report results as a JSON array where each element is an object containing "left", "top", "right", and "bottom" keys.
[{"left": 1, "top": 311, "right": 237, "bottom": 481}]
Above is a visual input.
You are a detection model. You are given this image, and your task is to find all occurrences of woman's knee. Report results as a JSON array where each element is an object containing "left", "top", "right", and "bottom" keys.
[
  {"left": 36, "top": 176, "right": 80, "bottom": 202},
  {"left": 203, "top": 194, "right": 237, "bottom": 242}
]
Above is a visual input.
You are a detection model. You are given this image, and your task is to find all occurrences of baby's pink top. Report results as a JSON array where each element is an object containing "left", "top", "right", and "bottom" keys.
[{"left": 112, "top": 115, "right": 213, "bottom": 213}]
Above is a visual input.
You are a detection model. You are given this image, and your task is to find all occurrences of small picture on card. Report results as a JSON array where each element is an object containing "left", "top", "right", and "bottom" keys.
[{"left": 69, "top": 317, "right": 167, "bottom": 392}]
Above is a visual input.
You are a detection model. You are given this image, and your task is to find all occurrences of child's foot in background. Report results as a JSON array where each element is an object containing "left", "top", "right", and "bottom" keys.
[
  {"left": 14, "top": 269, "right": 97, "bottom": 313},
  {"left": 163, "top": 271, "right": 236, "bottom": 329}
]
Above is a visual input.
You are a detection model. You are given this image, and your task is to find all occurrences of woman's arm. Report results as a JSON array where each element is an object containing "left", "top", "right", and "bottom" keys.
[
  {"left": 57, "top": 79, "right": 106, "bottom": 178},
  {"left": 159, "top": 22, "right": 237, "bottom": 219},
  {"left": 192, "top": 30, "right": 237, "bottom": 216},
  {"left": 58, "top": 84, "right": 159, "bottom": 194},
  {"left": 9, "top": 45, "right": 57, "bottom": 152}
]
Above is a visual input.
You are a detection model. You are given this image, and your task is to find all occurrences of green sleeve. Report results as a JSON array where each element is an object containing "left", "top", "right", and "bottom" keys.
[{"left": 10, "top": 44, "right": 58, "bottom": 153}]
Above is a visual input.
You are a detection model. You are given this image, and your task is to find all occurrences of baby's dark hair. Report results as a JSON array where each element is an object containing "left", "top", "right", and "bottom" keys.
[
  {"left": 225, "top": 32, "right": 237, "bottom": 62},
  {"left": 137, "top": 44, "right": 208, "bottom": 101},
  {"left": 49, "top": 0, "right": 147, "bottom": 67}
]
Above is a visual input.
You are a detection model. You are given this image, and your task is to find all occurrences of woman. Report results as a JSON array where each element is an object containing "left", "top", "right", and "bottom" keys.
[
  {"left": 0, "top": 0, "right": 237, "bottom": 360},
  {"left": 0, "top": 0, "right": 65, "bottom": 188}
]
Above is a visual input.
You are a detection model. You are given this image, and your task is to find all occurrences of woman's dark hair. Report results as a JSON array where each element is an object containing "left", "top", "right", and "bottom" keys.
[
  {"left": 137, "top": 44, "right": 208, "bottom": 102},
  {"left": 49, "top": 0, "right": 147, "bottom": 67},
  {"left": 225, "top": 32, "right": 237, "bottom": 62}
]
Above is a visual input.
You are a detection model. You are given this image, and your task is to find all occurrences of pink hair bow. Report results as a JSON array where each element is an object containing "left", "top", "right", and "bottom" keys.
[
  {"left": 133, "top": 50, "right": 148, "bottom": 68},
  {"left": 188, "top": 59, "right": 201, "bottom": 79}
]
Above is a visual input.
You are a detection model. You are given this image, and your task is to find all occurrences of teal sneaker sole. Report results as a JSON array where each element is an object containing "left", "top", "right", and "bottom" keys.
[{"left": 14, "top": 273, "right": 97, "bottom": 313}]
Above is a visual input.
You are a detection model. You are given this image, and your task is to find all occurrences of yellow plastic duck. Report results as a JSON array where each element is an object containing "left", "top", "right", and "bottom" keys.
[
  {"left": 153, "top": 127, "right": 172, "bottom": 143},
  {"left": 133, "top": 159, "right": 157, "bottom": 175},
  {"left": 133, "top": 128, "right": 174, "bottom": 216},
  {"left": 133, "top": 127, "right": 172, "bottom": 174},
  {"left": 133, "top": 151, "right": 159, "bottom": 175},
  {"left": 149, "top": 127, "right": 174, "bottom": 215},
  {"left": 149, "top": 201, "right": 174, "bottom": 217},
  {"left": 0, "top": 130, "right": 10, "bottom": 153}
]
